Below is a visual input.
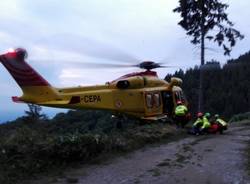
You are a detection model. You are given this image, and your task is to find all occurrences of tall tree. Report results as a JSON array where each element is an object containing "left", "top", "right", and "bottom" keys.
[
  {"left": 25, "top": 104, "right": 47, "bottom": 122},
  {"left": 173, "top": 0, "right": 244, "bottom": 112}
]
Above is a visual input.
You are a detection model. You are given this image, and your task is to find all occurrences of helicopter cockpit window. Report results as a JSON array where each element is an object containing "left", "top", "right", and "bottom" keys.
[
  {"left": 175, "top": 91, "right": 181, "bottom": 102},
  {"left": 146, "top": 94, "right": 153, "bottom": 108},
  {"left": 181, "top": 91, "right": 187, "bottom": 102},
  {"left": 175, "top": 91, "right": 186, "bottom": 103}
]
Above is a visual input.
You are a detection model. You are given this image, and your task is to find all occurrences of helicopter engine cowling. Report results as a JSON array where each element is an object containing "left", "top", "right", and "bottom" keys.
[
  {"left": 116, "top": 76, "right": 145, "bottom": 89},
  {"left": 171, "top": 77, "right": 182, "bottom": 86},
  {"left": 168, "top": 77, "right": 182, "bottom": 89}
]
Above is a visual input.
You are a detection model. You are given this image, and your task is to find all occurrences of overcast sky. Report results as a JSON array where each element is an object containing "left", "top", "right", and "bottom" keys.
[{"left": 0, "top": 0, "right": 249, "bottom": 122}]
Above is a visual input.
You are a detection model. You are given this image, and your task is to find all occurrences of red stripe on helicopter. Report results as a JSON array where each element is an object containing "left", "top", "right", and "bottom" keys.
[
  {"left": 10, "top": 75, "right": 49, "bottom": 86},
  {"left": 2, "top": 57, "right": 40, "bottom": 79},
  {"left": 2, "top": 57, "right": 34, "bottom": 73},
  {"left": 3, "top": 62, "right": 38, "bottom": 77},
  {"left": 8, "top": 73, "right": 49, "bottom": 86},
  {"left": 112, "top": 70, "right": 158, "bottom": 82},
  {"left": 1, "top": 56, "right": 50, "bottom": 86},
  {"left": 11, "top": 73, "right": 41, "bottom": 81},
  {"left": 4, "top": 63, "right": 34, "bottom": 75}
]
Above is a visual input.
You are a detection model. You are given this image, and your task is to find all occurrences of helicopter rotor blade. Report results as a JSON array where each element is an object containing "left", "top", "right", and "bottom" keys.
[
  {"left": 29, "top": 59, "right": 136, "bottom": 69},
  {"left": 70, "top": 62, "right": 136, "bottom": 68},
  {"left": 157, "top": 66, "right": 177, "bottom": 69},
  {"left": 30, "top": 58, "right": 184, "bottom": 71},
  {"left": 37, "top": 34, "right": 141, "bottom": 64},
  {"left": 153, "top": 61, "right": 181, "bottom": 68}
]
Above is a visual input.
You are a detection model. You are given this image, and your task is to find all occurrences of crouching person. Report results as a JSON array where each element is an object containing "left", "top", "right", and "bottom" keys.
[
  {"left": 200, "top": 113, "right": 211, "bottom": 134},
  {"left": 214, "top": 114, "right": 228, "bottom": 134},
  {"left": 189, "top": 112, "right": 203, "bottom": 135}
]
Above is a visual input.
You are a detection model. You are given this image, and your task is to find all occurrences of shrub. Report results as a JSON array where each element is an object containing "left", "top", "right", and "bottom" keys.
[{"left": 229, "top": 112, "right": 250, "bottom": 123}]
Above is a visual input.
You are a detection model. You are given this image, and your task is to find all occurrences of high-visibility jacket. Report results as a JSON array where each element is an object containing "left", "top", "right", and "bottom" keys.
[
  {"left": 175, "top": 105, "right": 188, "bottom": 116},
  {"left": 193, "top": 118, "right": 203, "bottom": 127},
  {"left": 201, "top": 116, "right": 210, "bottom": 129},
  {"left": 216, "top": 118, "right": 227, "bottom": 126}
]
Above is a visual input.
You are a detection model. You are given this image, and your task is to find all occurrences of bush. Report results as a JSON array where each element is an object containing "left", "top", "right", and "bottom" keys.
[{"left": 229, "top": 112, "right": 250, "bottom": 123}]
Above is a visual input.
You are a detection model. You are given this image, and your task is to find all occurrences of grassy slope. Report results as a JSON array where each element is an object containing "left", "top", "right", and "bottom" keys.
[{"left": 0, "top": 111, "right": 186, "bottom": 184}]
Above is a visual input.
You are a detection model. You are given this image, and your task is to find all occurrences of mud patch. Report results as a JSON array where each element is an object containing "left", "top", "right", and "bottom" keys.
[
  {"left": 157, "top": 161, "right": 171, "bottom": 167},
  {"left": 175, "top": 153, "right": 187, "bottom": 164},
  {"left": 189, "top": 136, "right": 212, "bottom": 146},
  {"left": 147, "top": 168, "right": 162, "bottom": 177},
  {"left": 204, "top": 148, "right": 213, "bottom": 152}
]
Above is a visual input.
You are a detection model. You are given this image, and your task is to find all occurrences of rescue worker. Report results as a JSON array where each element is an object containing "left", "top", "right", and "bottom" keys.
[
  {"left": 174, "top": 100, "right": 188, "bottom": 128},
  {"left": 200, "top": 112, "right": 211, "bottom": 134},
  {"left": 214, "top": 114, "right": 228, "bottom": 134},
  {"left": 191, "top": 112, "right": 204, "bottom": 135}
]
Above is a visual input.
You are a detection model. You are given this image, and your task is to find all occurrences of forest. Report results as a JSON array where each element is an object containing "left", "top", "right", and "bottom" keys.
[{"left": 165, "top": 51, "right": 250, "bottom": 120}]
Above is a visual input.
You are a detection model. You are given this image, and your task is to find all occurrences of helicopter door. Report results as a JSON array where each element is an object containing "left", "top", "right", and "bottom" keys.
[
  {"left": 174, "top": 91, "right": 187, "bottom": 105},
  {"left": 144, "top": 92, "right": 163, "bottom": 116},
  {"left": 162, "top": 91, "right": 174, "bottom": 115}
]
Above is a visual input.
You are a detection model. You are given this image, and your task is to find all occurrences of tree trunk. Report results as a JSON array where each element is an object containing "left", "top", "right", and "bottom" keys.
[
  {"left": 198, "top": 57, "right": 204, "bottom": 112},
  {"left": 198, "top": 38, "right": 205, "bottom": 112},
  {"left": 198, "top": 0, "right": 205, "bottom": 112}
]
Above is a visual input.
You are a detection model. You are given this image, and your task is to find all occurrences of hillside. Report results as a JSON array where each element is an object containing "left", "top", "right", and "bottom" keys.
[
  {"left": 1, "top": 51, "right": 250, "bottom": 183},
  {"left": 0, "top": 110, "right": 184, "bottom": 184}
]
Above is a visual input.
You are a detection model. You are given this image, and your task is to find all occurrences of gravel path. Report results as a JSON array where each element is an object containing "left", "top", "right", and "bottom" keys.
[{"left": 32, "top": 124, "right": 250, "bottom": 184}]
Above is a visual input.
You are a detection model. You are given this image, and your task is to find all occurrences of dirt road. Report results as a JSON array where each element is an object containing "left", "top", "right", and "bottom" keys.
[{"left": 33, "top": 123, "right": 250, "bottom": 184}]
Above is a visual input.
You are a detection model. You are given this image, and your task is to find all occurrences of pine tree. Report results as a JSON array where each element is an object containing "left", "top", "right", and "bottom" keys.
[{"left": 173, "top": 0, "right": 244, "bottom": 112}]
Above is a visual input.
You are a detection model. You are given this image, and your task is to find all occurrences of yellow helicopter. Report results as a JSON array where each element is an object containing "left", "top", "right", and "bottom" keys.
[{"left": 0, "top": 48, "right": 187, "bottom": 121}]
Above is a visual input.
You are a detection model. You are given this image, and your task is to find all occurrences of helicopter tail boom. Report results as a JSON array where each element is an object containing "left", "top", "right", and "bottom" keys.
[{"left": 0, "top": 48, "right": 59, "bottom": 103}]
